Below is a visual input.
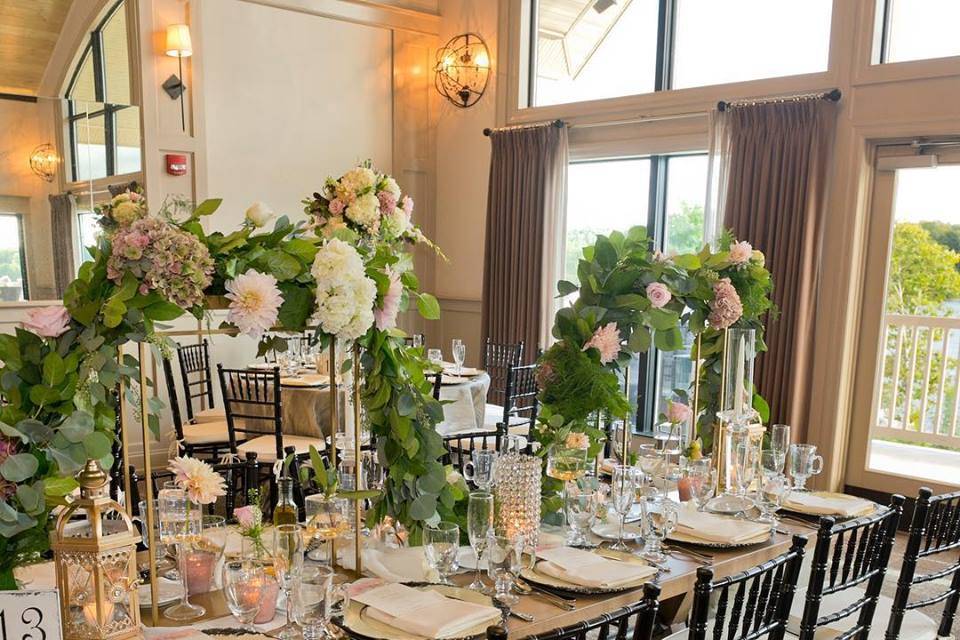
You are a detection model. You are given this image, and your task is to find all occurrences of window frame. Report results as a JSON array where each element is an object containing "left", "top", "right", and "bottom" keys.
[
  {"left": 0, "top": 214, "right": 30, "bottom": 301},
  {"left": 64, "top": 0, "right": 133, "bottom": 182},
  {"left": 565, "top": 152, "right": 707, "bottom": 434}
]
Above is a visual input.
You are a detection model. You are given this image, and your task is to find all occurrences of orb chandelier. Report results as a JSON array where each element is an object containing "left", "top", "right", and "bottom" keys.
[
  {"left": 435, "top": 33, "right": 490, "bottom": 108},
  {"left": 30, "top": 143, "right": 59, "bottom": 182}
]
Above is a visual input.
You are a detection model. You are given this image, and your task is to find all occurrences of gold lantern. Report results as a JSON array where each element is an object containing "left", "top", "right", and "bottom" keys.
[{"left": 51, "top": 460, "right": 141, "bottom": 640}]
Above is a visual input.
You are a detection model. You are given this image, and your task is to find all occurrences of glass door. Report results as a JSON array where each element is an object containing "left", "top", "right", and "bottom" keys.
[{"left": 846, "top": 146, "right": 960, "bottom": 494}]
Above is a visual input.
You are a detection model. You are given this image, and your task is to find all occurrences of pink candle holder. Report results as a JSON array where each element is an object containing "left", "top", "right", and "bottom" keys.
[
  {"left": 185, "top": 549, "right": 218, "bottom": 595},
  {"left": 253, "top": 575, "right": 280, "bottom": 624}
]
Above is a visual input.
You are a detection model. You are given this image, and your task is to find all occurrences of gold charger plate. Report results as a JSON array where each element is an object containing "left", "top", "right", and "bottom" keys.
[
  {"left": 339, "top": 583, "right": 499, "bottom": 640},
  {"left": 520, "top": 549, "right": 655, "bottom": 594}
]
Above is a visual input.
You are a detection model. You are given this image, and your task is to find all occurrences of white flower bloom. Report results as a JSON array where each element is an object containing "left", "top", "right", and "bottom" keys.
[
  {"left": 345, "top": 192, "right": 381, "bottom": 229},
  {"left": 168, "top": 456, "right": 227, "bottom": 505},
  {"left": 340, "top": 166, "right": 377, "bottom": 193},
  {"left": 380, "top": 176, "right": 401, "bottom": 198},
  {"left": 382, "top": 208, "right": 412, "bottom": 239},
  {"left": 245, "top": 201, "right": 275, "bottom": 228},
  {"left": 225, "top": 269, "right": 283, "bottom": 339},
  {"left": 312, "top": 239, "right": 377, "bottom": 340}
]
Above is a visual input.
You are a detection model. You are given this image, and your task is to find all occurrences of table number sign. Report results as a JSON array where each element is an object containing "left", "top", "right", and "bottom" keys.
[{"left": 0, "top": 591, "right": 61, "bottom": 640}]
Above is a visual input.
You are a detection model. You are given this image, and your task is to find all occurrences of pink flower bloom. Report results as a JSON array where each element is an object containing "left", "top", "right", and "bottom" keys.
[
  {"left": 374, "top": 271, "right": 403, "bottom": 331},
  {"left": 565, "top": 432, "right": 590, "bottom": 450},
  {"left": 168, "top": 456, "right": 226, "bottom": 505},
  {"left": 708, "top": 278, "right": 743, "bottom": 329},
  {"left": 22, "top": 305, "right": 71, "bottom": 338},
  {"left": 646, "top": 282, "right": 672, "bottom": 309},
  {"left": 400, "top": 195, "right": 414, "bottom": 217},
  {"left": 225, "top": 269, "right": 284, "bottom": 339},
  {"left": 328, "top": 198, "right": 345, "bottom": 215},
  {"left": 234, "top": 504, "right": 260, "bottom": 529},
  {"left": 729, "top": 241, "right": 753, "bottom": 265},
  {"left": 582, "top": 322, "right": 621, "bottom": 364},
  {"left": 666, "top": 400, "right": 692, "bottom": 425},
  {"left": 377, "top": 191, "right": 397, "bottom": 215}
]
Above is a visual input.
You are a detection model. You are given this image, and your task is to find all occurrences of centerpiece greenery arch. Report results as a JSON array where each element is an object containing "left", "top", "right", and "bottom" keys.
[
  {"left": 535, "top": 226, "right": 774, "bottom": 511},
  {"left": 0, "top": 164, "right": 460, "bottom": 587}
]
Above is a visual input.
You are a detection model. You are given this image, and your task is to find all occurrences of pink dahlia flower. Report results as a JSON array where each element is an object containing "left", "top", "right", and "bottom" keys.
[
  {"left": 225, "top": 269, "right": 284, "bottom": 339},
  {"left": 582, "top": 322, "right": 621, "bottom": 364},
  {"left": 374, "top": 271, "right": 403, "bottom": 331}
]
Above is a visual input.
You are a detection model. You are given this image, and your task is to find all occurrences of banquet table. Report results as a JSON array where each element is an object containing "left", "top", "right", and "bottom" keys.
[{"left": 436, "top": 371, "right": 491, "bottom": 434}]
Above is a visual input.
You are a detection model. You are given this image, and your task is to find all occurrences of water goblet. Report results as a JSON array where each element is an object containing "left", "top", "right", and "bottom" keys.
[
  {"left": 427, "top": 348, "right": 443, "bottom": 365},
  {"left": 609, "top": 465, "right": 641, "bottom": 552},
  {"left": 464, "top": 449, "right": 498, "bottom": 491},
  {"left": 637, "top": 444, "right": 663, "bottom": 497},
  {"left": 158, "top": 487, "right": 205, "bottom": 620},
  {"left": 770, "top": 424, "right": 791, "bottom": 473},
  {"left": 274, "top": 523, "right": 305, "bottom": 640},
  {"left": 565, "top": 483, "right": 598, "bottom": 547},
  {"left": 642, "top": 496, "right": 679, "bottom": 563},
  {"left": 789, "top": 444, "right": 823, "bottom": 491},
  {"left": 757, "top": 471, "right": 791, "bottom": 526},
  {"left": 685, "top": 458, "right": 716, "bottom": 511},
  {"left": 222, "top": 560, "right": 265, "bottom": 631},
  {"left": 486, "top": 533, "right": 530, "bottom": 622},
  {"left": 424, "top": 521, "right": 460, "bottom": 586},
  {"left": 467, "top": 491, "right": 494, "bottom": 592},
  {"left": 452, "top": 339, "right": 466, "bottom": 376},
  {"left": 294, "top": 566, "right": 351, "bottom": 640}
]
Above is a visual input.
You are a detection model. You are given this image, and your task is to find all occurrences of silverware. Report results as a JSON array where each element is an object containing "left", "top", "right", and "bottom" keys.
[
  {"left": 514, "top": 578, "right": 577, "bottom": 610},
  {"left": 663, "top": 545, "right": 713, "bottom": 564},
  {"left": 781, "top": 515, "right": 817, "bottom": 529},
  {"left": 510, "top": 610, "right": 535, "bottom": 622}
]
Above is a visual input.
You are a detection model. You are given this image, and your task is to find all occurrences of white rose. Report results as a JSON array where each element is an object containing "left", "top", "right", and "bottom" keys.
[
  {"left": 381, "top": 176, "right": 401, "bottom": 198},
  {"left": 245, "top": 201, "right": 275, "bottom": 228},
  {"left": 345, "top": 192, "right": 381, "bottom": 229}
]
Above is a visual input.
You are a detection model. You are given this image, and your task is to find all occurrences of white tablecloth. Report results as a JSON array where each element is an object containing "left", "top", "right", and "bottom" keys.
[{"left": 436, "top": 372, "right": 490, "bottom": 435}]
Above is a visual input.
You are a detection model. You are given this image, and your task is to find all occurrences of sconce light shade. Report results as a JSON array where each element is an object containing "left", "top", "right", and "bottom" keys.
[
  {"left": 165, "top": 24, "right": 193, "bottom": 58},
  {"left": 435, "top": 33, "right": 490, "bottom": 108},
  {"left": 30, "top": 144, "right": 59, "bottom": 182}
]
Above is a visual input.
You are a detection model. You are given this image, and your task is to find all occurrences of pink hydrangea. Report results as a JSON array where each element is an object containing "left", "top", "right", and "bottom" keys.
[
  {"left": 729, "top": 241, "right": 753, "bottom": 265},
  {"left": 22, "top": 305, "right": 71, "bottom": 338},
  {"left": 708, "top": 278, "right": 743, "bottom": 329},
  {"left": 666, "top": 400, "right": 692, "bottom": 425},
  {"left": 400, "top": 195, "right": 414, "bottom": 217},
  {"left": 582, "top": 322, "right": 621, "bottom": 364},
  {"left": 374, "top": 271, "right": 403, "bottom": 331},
  {"left": 646, "top": 282, "right": 672, "bottom": 309},
  {"left": 107, "top": 218, "right": 214, "bottom": 309},
  {"left": 377, "top": 191, "right": 397, "bottom": 215}
]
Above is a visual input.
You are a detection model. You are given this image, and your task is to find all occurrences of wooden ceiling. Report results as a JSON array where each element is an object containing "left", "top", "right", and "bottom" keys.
[{"left": 0, "top": 0, "right": 73, "bottom": 95}]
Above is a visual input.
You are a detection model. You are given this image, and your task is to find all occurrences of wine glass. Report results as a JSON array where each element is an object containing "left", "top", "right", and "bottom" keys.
[
  {"left": 654, "top": 422, "right": 683, "bottom": 482},
  {"left": 546, "top": 445, "right": 588, "bottom": 534},
  {"left": 463, "top": 450, "right": 497, "bottom": 491},
  {"left": 424, "top": 521, "right": 460, "bottom": 586},
  {"left": 770, "top": 424, "right": 791, "bottom": 473},
  {"left": 732, "top": 438, "right": 758, "bottom": 501},
  {"left": 361, "top": 451, "right": 384, "bottom": 491},
  {"left": 222, "top": 560, "right": 265, "bottom": 631},
  {"left": 411, "top": 334, "right": 424, "bottom": 349},
  {"left": 685, "top": 458, "right": 716, "bottom": 511},
  {"left": 274, "top": 524, "right": 305, "bottom": 640},
  {"left": 486, "top": 533, "right": 529, "bottom": 622},
  {"left": 789, "top": 444, "right": 823, "bottom": 491},
  {"left": 565, "top": 482, "right": 599, "bottom": 547},
  {"left": 294, "top": 566, "right": 351, "bottom": 640},
  {"left": 609, "top": 465, "right": 640, "bottom": 552},
  {"left": 467, "top": 492, "right": 494, "bottom": 592},
  {"left": 452, "top": 339, "right": 466, "bottom": 376},
  {"left": 158, "top": 487, "right": 205, "bottom": 620},
  {"left": 637, "top": 444, "right": 663, "bottom": 496},
  {"left": 642, "top": 496, "right": 679, "bottom": 563}
]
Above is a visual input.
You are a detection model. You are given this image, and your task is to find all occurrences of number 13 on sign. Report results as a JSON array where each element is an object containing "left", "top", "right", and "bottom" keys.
[{"left": 0, "top": 592, "right": 61, "bottom": 640}]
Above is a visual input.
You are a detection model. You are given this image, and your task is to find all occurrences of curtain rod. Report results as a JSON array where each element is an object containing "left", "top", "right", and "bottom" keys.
[
  {"left": 717, "top": 88, "right": 841, "bottom": 112},
  {"left": 482, "top": 119, "right": 565, "bottom": 137}
]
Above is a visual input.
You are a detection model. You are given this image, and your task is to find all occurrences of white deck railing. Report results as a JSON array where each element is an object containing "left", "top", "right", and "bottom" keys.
[{"left": 873, "top": 313, "right": 960, "bottom": 450}]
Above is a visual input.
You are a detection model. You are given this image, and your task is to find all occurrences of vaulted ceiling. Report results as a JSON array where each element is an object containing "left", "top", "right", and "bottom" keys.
[
  {"left": 0, "top": 0, "right": 73, "bottom": 95},
  {"left": 537, "top": 0, "right": 632, "bottom": 80}
]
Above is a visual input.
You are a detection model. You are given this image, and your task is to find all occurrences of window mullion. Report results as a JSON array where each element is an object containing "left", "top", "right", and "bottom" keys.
[
  {"left": 105, "top": 106, "right": 117, "bottom": 176},
  {"left": 877, "top": 0, "right": 893, "bottom": 63},
  {"left": 654, "top": 0, "right": 677, "bottom": 91}
]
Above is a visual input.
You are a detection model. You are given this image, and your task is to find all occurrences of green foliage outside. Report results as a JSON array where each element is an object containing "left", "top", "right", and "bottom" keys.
[
  {"left": 0, "top": 249, "right": 23, "bottom": 283},
  {"left": 886, "top": 223, "right": 960, "bottom": 315}
]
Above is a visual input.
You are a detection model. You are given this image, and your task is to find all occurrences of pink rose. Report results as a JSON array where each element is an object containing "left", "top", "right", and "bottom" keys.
[
  {"left": 729, "top": 241, "right": 753, "bottom": 265},
  {"left": 666, "top": 400, "right": 692, "bottom": 425},
  {"left": 234, "top": 505, "right": 259, "bottom": 529},
  {"left": 328, "top": 198, "right": 345, "bottom": 215},
  {"left": 22, "top": 305, "right": 71, "bottom": 338},
  {"left": 646, "top": 282, "right": 672, "bottom": 309}
]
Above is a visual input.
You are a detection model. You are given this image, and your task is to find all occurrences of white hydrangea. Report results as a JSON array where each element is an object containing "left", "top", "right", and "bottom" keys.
[
  {"left": 312, "top": 239, "right": 377, "bottom": 341},
  {"left": 340, "top": 166, "right": 377, "bottom": 193},
  {"left": 381, "top": 207, "right": 412, "bottom": 240},
  {"left": 380, "top": 176, "right": 401, "bottom": 198},
  {"left": 345, "top": 192, "right": 381, "bottom": 229}
]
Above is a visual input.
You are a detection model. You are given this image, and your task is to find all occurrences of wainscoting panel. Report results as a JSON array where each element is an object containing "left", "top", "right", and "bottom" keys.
[{"left": 438, "top": 297, "right": 482, "bottom": 368}]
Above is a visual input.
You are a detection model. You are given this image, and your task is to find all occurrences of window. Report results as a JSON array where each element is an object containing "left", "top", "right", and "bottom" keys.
[
  {"left": 0, "top": 215, "right": 29, "bottom": 301},
  {"left": 65, "top": 1, "right": 141, "bottom": 182},
  {"left": 563, "top": 153, "right": 707, "bottom": 432},
  {"left": 529, "top": 0, "right": 832, "bottom": 108},
  {"left": 877, "top": 0, "right": 960, "bottom": 64},
  {"left": 76, "top": 210, "right": 102, "bottom": 265}
]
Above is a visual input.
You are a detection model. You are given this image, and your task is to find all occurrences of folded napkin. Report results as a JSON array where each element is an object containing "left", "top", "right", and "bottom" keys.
[
  {"left": 536, "top": 546, "right": 656, "bottom": 589},
  {"left": 354, "top": 583, "right": 500, "bottom": 639},
  {"left": 441, "top": 363, "right": 481, "bottom": 376},
  {"left": 362, "top": 547, "right": 432, "bottom": 583},
  {"left": 784, "top": 492, "right": 875, "bottom": 518},
  {"left": 676, "top": 505, "right": 770, "bottom": 544}
]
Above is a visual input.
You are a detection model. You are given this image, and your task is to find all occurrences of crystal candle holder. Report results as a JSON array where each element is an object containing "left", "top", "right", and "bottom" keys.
[{"left": 493, "top": 452, "right": 541, "bottom": 545}]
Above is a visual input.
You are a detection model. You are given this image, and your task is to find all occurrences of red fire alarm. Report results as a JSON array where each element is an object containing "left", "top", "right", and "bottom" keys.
[{"left": 166, "top": 153, "right": 187, "bottom": 176}]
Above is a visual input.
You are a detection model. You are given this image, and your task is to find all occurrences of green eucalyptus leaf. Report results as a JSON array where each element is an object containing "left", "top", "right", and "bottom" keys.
[
  {"left": 82, "top": 432, "right": 113, "bottom": 459},
  {"left": 0, "top": 454, "right": 39, "bottom": 483},
  {"left": 59, "top": 411, "right": 95, "bottom": 443},
  {"left": 42, "top": 351, "right": 65, "bottom": 386},
  {"left": 408, "top": 493, "right": 438, "bottom": 521},
  {"left": 44, "top": 476, "right": 79, "bottom": 497}
]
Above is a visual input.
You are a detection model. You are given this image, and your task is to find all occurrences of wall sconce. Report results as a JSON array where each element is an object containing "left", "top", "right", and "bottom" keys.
[
  {"left": 435, "top": 33, "right": 490, "bottom": 108},
  {"left": 30, "top": 144, "right": 59, "bottom": 182},
  {"left": 163, "top": 23, "right": 192, "bottom": 131}
]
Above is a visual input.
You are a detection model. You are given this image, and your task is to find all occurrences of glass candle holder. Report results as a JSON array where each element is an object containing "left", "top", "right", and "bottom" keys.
[{"left": 493, "top": 452, "right": 541, "bottom": 546}]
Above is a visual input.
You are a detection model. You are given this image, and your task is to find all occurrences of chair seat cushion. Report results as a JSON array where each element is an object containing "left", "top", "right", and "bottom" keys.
[
  {"left": 786, "top": 587, "right": 940, "bottom": 640},
  {"left": 182, "top": 421, "right": 230, "bottom": 445},
  {"left": 192, "top": 408, "right": 226, "bottom": 424},
  {"left": 238, "top": 434, "right": 327, "bottom": 463}
]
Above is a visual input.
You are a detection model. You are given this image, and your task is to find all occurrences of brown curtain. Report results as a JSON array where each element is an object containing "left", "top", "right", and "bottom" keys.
[
  {"left": 481, "top": 124, "right": 568, "bottom": 363},
  {"left": 49, "top": 193, "right": 76, "bottom": 298},
  {"left": 721, "top": 99, "right": 837, "bottom": 441}
]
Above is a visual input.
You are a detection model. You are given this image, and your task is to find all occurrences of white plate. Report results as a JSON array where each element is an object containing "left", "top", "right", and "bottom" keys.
[
  {"left": 590, "top": 521, "right": 643, "bottom": 541},
  {"left": 520, "top": 550, "right": 654, "bottom": 594},
  {"left": 138, "top": 579, "right": 182, "bottom": 607},
  {"left": 456, "top": 547, "right": 488, "bottom": 571},
  {"left": 441, "top": 375, "right": 470, "bottom": 385}
]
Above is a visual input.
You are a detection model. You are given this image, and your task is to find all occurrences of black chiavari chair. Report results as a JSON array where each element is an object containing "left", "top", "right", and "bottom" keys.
[
  {"left": 482, "top": 338, "right": 524, "bottom": 416},
  {"left": 218, "top": 366, "right": 327, "bottom": 465},
  {"left": 176, "top": 340, "right": 224, "bottom": 424},
  {"left": 484, "top": 363, "right": 540, "bottom": 435},
  {"left": 886, "top": 487, "right": 960, "bottom": 640},
  {"left": 442, "top": 425, "right": 507, "bottom": 476},
  {"left": 525, "top": 583, "right": 660, "bottom": 640},
  {"left": 432, "top": 371, "right": 442, "bottom": 401},
  {"left": 788, "top": 496, "right": 904, "bottom": 640},
  {"left": 162, "top": 353, "right": 230, "bottom": 460}
]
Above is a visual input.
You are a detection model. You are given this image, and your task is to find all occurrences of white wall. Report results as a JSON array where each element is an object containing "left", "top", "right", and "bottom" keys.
[{"left": 197, "top": 0, "right": 394, "bottom": 230}]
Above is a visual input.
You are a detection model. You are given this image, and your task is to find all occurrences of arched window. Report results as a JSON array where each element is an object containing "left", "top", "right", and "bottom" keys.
[{"left": 64, "top": 0, "right": 140, "bottom": 182}]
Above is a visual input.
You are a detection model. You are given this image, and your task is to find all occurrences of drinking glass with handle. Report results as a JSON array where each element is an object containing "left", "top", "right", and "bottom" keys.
[{"left": 789, "top": 443, "right": 823, "bottom": 491}]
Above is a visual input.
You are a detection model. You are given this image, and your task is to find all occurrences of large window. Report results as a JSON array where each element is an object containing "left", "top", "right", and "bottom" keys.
[
  {"left": 76, "top": 210, "right": 102, "bottom": 266},
  {"left": 877, "top": 0, "right": 960, "bottom": 64},
  {"left": 0, "top": 215, "right": 28, "bottom": 302},
  {"left": 529, "top": 0, "right": 832, "bottom": 107},
  {"left": 564, "top": 153, "right": 708, "bottom": 432},
  {"left": 65, "top": 1, "right": 141, "bottom": 182}
]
